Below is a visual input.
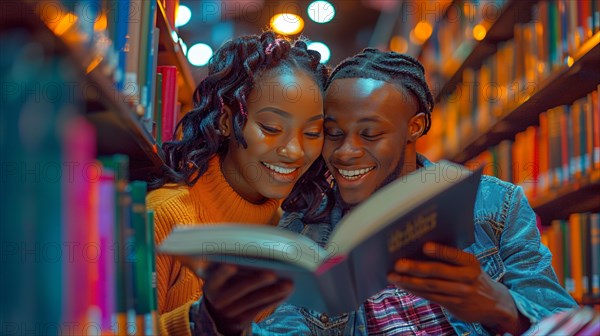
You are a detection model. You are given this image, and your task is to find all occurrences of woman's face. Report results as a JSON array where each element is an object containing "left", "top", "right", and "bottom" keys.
[{"left": 221, "top": 69, "right": 324, "bottom": 203}]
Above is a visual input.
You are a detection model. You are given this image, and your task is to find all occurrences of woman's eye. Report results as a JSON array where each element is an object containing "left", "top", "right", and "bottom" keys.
[
  {"left": 304, "top": 130, "right": 322, "bottom": 138},
  {"left": 259, "top": 124, "right": 282, "bottom": 134}
]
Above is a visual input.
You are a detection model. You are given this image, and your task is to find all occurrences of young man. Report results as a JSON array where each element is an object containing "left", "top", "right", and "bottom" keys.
[{"left": 195, "top": 49, "right": 577, "bottom": 335}]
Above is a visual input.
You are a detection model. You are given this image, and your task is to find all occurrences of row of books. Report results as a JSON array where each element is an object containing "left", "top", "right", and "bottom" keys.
[
  {"left": 466, "top": 86, "right": 600, "bottom": 200},
  {"left": 37, "top": 0, "right": 181, "bottom": 142},
  {"left": 65, "top": 119, "right": 159, "bottom": 335},
  {"left": 423, "top": 1, "right": 599, "bottom": 158},
  {"left": 540, "top": 212, "right": 600, "bottom": 304},
  {"left": 420, "top": 0, "right": 508, "bottom": 79},
  {"left": 2, "top": 26, "right": 158, "bottom": 334},
  {"left": 422, "top": 0, "right": 599, "bottom": 90}
]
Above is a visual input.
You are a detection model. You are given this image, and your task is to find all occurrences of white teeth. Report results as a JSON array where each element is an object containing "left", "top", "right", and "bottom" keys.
[
  {"left": 262, "top": 162, "right": 297, "bottom": 175},
  {"left": 338, "top": 167, "right": 374, "bottom": 179}
]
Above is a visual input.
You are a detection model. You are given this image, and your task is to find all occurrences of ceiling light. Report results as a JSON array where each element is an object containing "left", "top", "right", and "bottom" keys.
[
  {"left": 307, "top": 42, "right": 330, "bottom": 64},
  {"left": 187, "top": 43, "right": 213, "bottom": 66},
  {"left": 175, "top": 5, "right": 191, "bottom": 27},
  {"left": 307, "top": 1, "right": 335, "bottom": 24},
  {"left": 179, "top": 38, "right": 188, "bottom": 56},
  {"left": 270, "top": 13, "right": 304, "bottom": 35}
]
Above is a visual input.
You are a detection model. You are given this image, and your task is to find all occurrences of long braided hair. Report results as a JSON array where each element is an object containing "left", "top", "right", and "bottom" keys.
[
  {"left": 152, "top": 31, "right": 329, "bottom": 189},
  {"left": 282, "top": 48, "right": 434, "bottom": 223}
]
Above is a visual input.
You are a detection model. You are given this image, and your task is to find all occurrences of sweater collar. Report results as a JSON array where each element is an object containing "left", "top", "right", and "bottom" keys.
[{"left": 190, "top": 156, "right": 281, "bottom": 224}]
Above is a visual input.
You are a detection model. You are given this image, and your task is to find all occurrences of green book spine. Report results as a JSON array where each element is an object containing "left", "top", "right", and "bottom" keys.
[
  {"left": 131, "top": 181, "right": 151, "bottom": 334},
  {"left": 99, "top": 154, "right": 132, "bottom": 335}
]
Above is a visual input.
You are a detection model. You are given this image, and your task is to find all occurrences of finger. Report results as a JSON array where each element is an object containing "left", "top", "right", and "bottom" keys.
[
  {"left": 393, "top": 259, "right": 479, "bottom": 283},
  {"left": 226, "top": 280, "right": 293, "bottom": 316},
  {"left": 388, "top": 273, "right": 470, "bottom": 297},
  {"left": 203, "top": 263, "right": 237, "bottom": 295},
  {"left": 215, "top": 270, "right": 280, "bottom": 308},
  {"left": 422, "top": 242, "right": 479, "bottom": 266}
]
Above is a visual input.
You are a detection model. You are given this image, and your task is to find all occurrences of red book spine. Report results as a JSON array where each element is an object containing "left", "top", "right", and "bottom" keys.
[{"left": 158, "top": 66, "right": 178, "bottom": 142}]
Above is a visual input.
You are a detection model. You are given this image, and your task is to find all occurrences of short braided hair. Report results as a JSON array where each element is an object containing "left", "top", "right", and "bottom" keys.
[{"left": 326, "top": 48, "right": 433, "bottom": 135}]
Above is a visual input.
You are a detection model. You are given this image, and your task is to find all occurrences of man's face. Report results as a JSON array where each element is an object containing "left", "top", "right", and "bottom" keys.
[{"left": 323, "top": 77, "right": 419, "bottom": 206}]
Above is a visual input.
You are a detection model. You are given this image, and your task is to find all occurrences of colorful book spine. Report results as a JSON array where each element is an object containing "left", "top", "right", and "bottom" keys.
[
  {"left": 99, "top": 155, "right": 132, "bottom": 335},
  {"left": 97, "top": 168, "right": 117, "bottom": 331},
  {"left": 131, "top": 181, "right": 155, "bottom": 335},
  {"left": 62, "top": 116, "right": 97, "bottom": 333},
  {"left": 158, "top": 65, "right": 179, "bottom": 142},
  {"left": 154, "top": 72, "right": 164, "bottom": 145}
]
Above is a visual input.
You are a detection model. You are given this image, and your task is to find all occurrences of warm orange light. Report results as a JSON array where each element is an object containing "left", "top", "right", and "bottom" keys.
[
  {"left": 413, "top": 21, "right": 433, "bottom": 42},
  {"left": 94, "top": 13, "right": 107, "bottom": 31},
  {"left": 409, "top": 30, "right": 424, "bottom": 45},
  {"left": 473, "top": 24, "right": 487, "bottom": 41},
  {"left": 390, "top": 35, "right": 408, "bottom": 53},
  {"left": 566, "top": 56, "right": 574, "bottom": 67},
  {"left": 85, "top": 55, "right": 103, "bottom": 74},
  {"left": 52, "top": 12, "right": 78, "bottom": 36},
  {"left": 270, "top": 13, "right": 304, "bottom": 35}
]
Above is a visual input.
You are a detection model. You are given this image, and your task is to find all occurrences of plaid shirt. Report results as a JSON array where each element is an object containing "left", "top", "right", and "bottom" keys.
[{"left": 364, "top": 285, "right": 455, "bottom": 335}]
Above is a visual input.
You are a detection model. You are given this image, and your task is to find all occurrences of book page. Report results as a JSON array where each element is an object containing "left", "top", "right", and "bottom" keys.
[{"left": 159, "top": 224, "right": 330, "bottom": 271}]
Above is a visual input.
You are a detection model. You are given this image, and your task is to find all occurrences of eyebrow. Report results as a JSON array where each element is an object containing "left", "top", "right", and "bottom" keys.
[
  {"left": 324, "top": 116, "right": 381, "bottom": 123},
  {"left": 257, "top": 107, "right": 323, "bottom": 122},
  {"left": 256, "top": 107, "right": 291, "bottom": 118}
]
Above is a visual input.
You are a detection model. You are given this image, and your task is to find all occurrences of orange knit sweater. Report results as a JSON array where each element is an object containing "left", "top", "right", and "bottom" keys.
[{"left": 147, "top": 156, "right": 281, "bottom": 335}]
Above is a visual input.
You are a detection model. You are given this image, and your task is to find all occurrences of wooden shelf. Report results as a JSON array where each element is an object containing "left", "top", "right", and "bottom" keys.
[
  {"left": 532, "top": 171, "right": 600, "bottom": 225},
  {"left": 451, "top": 32, "right": 600, "bottom": 164},
  {"left": 2, "top": 1, "right": 166, "bottom": 181},
  {"left": 156, "top": 0, "right": 195, "bottom": 112},
  {"left": 433, "top": 0, "right": 536, "bottom": 102}
]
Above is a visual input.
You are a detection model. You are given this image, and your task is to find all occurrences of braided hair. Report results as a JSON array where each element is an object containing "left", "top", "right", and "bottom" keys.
[
  {"left": 152, "top": 31, "right": 329, "bottom": 188},
  {"left": 283, "top": 48, "right": 434, "bottom": 222},
  {"left": 327, "top": 48, "right": 433, "bottom": 134}
]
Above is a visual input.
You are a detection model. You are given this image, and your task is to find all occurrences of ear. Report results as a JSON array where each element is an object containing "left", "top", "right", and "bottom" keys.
[
  {"left": 217, "top": 105, "right": 233, "bottom": 137},
  {"left": 407, "top": 112, "right": 426, "bottom": 143}
]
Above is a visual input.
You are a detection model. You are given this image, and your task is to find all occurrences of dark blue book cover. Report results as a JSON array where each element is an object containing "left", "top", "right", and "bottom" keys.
[{"left": 159, "top": 161, "right": 481, "bottom": 314}]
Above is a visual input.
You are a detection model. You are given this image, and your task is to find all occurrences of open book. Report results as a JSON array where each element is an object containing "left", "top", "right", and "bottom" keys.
[{"left": 158, "top": 161, "right": 482, "bottom": 314}]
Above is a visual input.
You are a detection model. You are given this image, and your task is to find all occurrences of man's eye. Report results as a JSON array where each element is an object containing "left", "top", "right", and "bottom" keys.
[
  {"left": 324, "top": 129, "right": 343, "bottom": 138},
  {"left": 361, "top": 133, "right": 382, "bottom": 140}
]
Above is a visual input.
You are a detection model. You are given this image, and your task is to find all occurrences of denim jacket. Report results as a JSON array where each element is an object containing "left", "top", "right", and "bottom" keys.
[{"left": 194, "top": 155, "right": 577, "bottom": 335}]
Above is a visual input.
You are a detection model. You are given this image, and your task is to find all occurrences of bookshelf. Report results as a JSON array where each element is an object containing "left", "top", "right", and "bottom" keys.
[
  {"left": 531, "top": 170, "right": 600, "bottom": 224},
  {"left": 418, "top": 0, "right": 600, "bottom": 308},
  {"left": 2, "top": 0, "right": 196, "bottom": 333},
  {"left": 156, "top": 0, "right": 194, "bottom": 113},
  {"left": 1, "top": 0, "right": 196, "bottom": 181},
  {"left": 431, "top": 0, "right": 536, "bottom": 101},
  {"left": 450, "top": 32, "right": 600, "bottom": 164}
]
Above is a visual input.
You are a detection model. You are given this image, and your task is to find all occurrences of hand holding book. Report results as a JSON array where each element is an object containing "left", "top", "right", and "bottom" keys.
[
  {"left": 200, "top": 264, "right": 293, "bottom": 335},
  {"left": 389, "top": 242, "right": 531, "bottom": 336}
]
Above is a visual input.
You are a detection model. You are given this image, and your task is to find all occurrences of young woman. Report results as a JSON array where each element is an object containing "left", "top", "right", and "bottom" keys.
[{"left": 147, "top": 31, "right": 329, "bottom": 335}]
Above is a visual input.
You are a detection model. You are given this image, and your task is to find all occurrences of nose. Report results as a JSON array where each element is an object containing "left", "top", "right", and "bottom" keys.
[
  {"left": 277, "top": 135, "right": 304, "bottom": 161},
  {"left": 333, "top": 135, "right": 363, "bottom": 162}
]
